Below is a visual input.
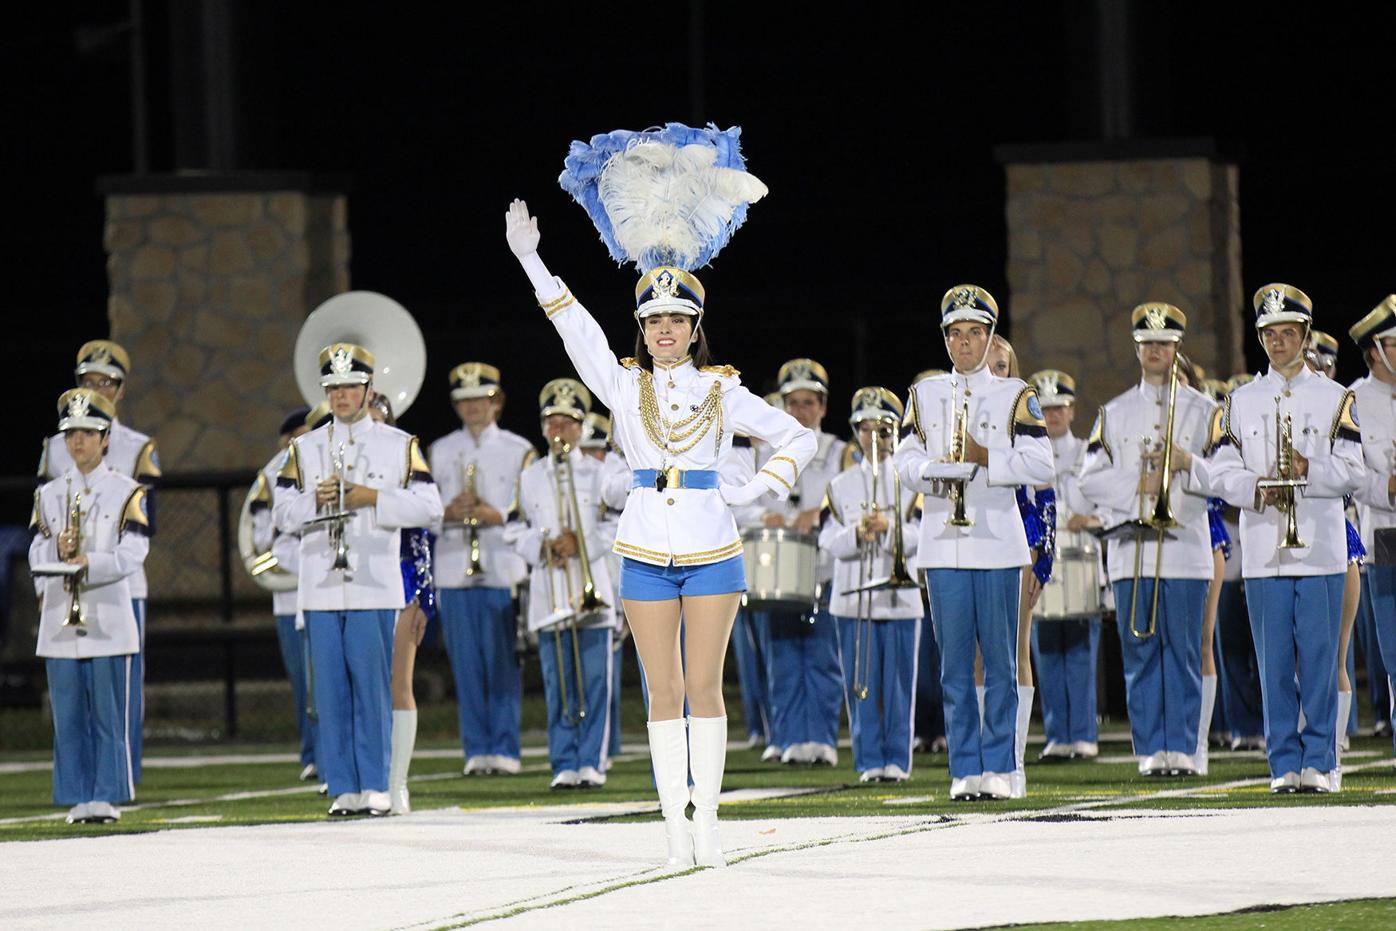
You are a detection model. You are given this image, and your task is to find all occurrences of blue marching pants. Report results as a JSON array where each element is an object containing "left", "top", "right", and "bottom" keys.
[
  {"left": 1215, "top": 579, "right": 1264, "bottom": 739},
  {"left": 731, "top": 608, "right": 771, "bottom": 743},
  {"left": 914, "top": 620, "right": 945, "bottom": 744},
  {"left": 275, "top": 615, "right": 317, "bottom": 766},
  {"left": 304, "top": 610, "right": 395, "bottom": 795},
  {"left": 835, "top": 616, "right": 920, "bottom": 774},
  {"left": 1112, "top": 578, "right": 1207, "bottom": 757},
  {"left": 438, "top": 587, "right": 520, "bottom": 761},
  {"left": 538, "top": 627, "right": 614, "bottom": 774},
  {"left": 1360, "top": 564, "right": 1396, "bottom": 756},
  {"left": 1354, "top": 571, "right": 1392, "bottom": 731},
  {"left": 1031, "top": 617, "right": 1101, "bottom": 745},
  {"left": 129, "top": 599, "right": 145, "bottom": 784},
  {"left": 927, "top": 568, "right": 1020, "bottom": 778},
  {"left": 756, "top": 591, "right": 843, "bottom": 752},
  {"left": 1244, "top": 574, "right": 1343, "bottom": 777},
  {"left": 47, "top": 655, "right": 135, "bottom": 806}
]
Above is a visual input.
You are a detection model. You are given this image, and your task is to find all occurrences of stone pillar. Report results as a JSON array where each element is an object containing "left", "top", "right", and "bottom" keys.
[
  {"left": 99, "top": 174, "right": 350, "bottom": 471},
  {"left": 996, "top": 141, "right": 1243, "bottom": 417}
]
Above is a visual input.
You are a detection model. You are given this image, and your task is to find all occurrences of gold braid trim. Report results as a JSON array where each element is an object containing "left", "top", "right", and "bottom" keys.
[
  {"left": 637, "top": 371, "right": 724, "bottom": 456},
  {"left": 760, "top": 468, "right": 793, "bottom": 493}
]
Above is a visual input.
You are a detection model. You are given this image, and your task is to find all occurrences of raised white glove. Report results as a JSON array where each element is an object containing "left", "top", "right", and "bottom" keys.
[
  {"left": 505, "top": 198, "right": 541, "bottom": 258},
  {"left": 720, "top": 481, "right": 768, "bottom": 508}
]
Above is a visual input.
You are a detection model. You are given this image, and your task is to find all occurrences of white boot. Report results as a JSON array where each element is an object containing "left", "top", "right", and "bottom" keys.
[
  {"left": 976, "top": 685, "right": 987, "bottom": 723},
  {"left": 389, "top": 709, "right": 417, "bottom": 815},
  {"left": 1011, "top": 686, "right": 1034, "bottom": 798},
  {"left": 1332, "top": 690, "right": 1353, "bottom": 792},
  {"left": 647, "top": 718, "right": 694, "bottom": 869},
  {"left": 1196, "top": 676, "right": 1217, "bottom": 776},
  {"left": 687, "top": 715, "right": 729, "bottom": 868}
]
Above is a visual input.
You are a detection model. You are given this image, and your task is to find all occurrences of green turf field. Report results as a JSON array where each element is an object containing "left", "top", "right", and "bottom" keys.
[
  {"left": 3, "top": 733, "right": 1392, "bottom": 843},
  {"left": 1005, "top": 896, "right": 1396, "bottom": 930}
]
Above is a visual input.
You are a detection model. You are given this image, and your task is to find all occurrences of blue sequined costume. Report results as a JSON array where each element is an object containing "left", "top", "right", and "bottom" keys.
[{"left": 400, "top": 528, "right": 438, "bottom": 621}]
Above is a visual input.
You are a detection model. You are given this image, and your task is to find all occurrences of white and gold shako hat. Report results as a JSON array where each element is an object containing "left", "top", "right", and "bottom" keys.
[
  {"left": 318, "top": 343, "right": 374, "bottom": 387},
  {"left": 1253, "top": 283, "right": 1312, "bottom": 329},
  {"left": 778, "top": 358, "right": 829, "bottom": 396},
  {"left": 1131, "top": 303, "right": 1187, "bottom": 343},
  {"left": 1225, "top": 373, "right": 1256, "bottom": 393},
  {"left": 913, "top": 368, "right": 947, "bottom": 384},
  {"left": 1309, "top": 329, "right": 1339, "bottom": 365},
  {"left": 57, "top": 388, "right": 116, "bottom": 433},
  {"left": 539, "top": 378, "right": 592, "bottom": 421},
  {"left": 1349, "top": 295, "right": 1396, "bottom": 349},
  {"left": 848, "top": 386, "right": 904, "bottom": 426},
  {"left": 1029, "top": 369, "right": 1077, "bottom": 408},
  {"left": 940, "top": 285, "right": 999, "bottom": 329},
  {"left": 74, "top": 340, "right": 131, "bottom": 383},
  {"left": 1199, "top": 378, "right": 1229, "bottom": 402},
  {"left": 635, "top": 267, "right": 705, "bottom": 321},
  {"left": 581, "top": 412, "right": 612, "bottom": 449},
  {"left": 450, "top": 362, "right": 502, "bottom": 400}
]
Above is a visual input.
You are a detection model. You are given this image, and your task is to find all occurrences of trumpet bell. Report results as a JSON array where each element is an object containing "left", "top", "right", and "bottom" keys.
[{"left": 294, "top": 291, "right": 427, "bottom": 417}]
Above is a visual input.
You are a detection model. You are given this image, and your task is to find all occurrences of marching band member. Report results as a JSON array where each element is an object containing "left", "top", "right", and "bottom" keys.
[
  {"left": 1078, "top": 304, "right": 1217, "bottom": 777},
  {"left": 581, "top": 413, "right": 630, "bottom": 762},
  {"left": 1028, "top": 369, "right": 1103, "bottom": 761},
  {"left": 909, "top": 369, "right": 947, "bottom": 756},
  {"left": 1194, "top": 285, "right": 1364, "bottom": 792},
  {"left": 721, "top": 430, "right": 772, "bottom": 751},
  {"left": 895, "top": 285, "right": 1055, "bottom": 801},
  {"left": 757, "top": 358, "right": 847, "bottom": 766},
  {"left": 507, "top": 380, "right": 620, "bottom": 788},
  {"left": 821, "top": 387, "right": 922, "bottom": 783},
  {"left": 1348, "top": 297, "right": 1396, "bottom": 757},
  {"left": 429, "top": 363, "right": 536, "bottom": 776},
  {"left": 274, "top": 343, "right": 443, "bottom": 816},
  {"left": 506, "top": 169, "right": 813, "bottom": 866},
  {"left": 29, "top": 389, "right": 150, "bottom": 824},
  {"left": 40, "top": 341, "right": 160, "bottom": 784},
  {"left": 250, "top": 405, "right": 319, "bottom": 781}
]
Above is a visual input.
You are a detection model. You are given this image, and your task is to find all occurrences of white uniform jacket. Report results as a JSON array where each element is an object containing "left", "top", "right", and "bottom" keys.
[
  {"left": 29, "top": 464, "right": 149, "bottom": 659},
  {"left": 1350, "top": 374, "right": 1396, "bottom": 553},
  {"left": 1194, "top": 365, "right": 1364, "bottom": 578},
  {"left": 894, "top": 366, "right": 1055, "bottom": 570},
  {"left": 40, "top": 419, "right": 159, "bottom": 599},
  {"left": 759, "top": 430, "right": 847, "bottom": 581},
  {"left": 819, "top": 459, "right": 923, "bottom": 619},
  {"left": 1050, "top": 432, "right": 1096, "bottom": 521},
  {"left": 505, "top": 449, "right": 619, "bottom": 632},
  {"left": 250, "top": 450, "right": 300, "bottom": 617},
  {"left": 273, "top": 416, "right": 444, "bottom": 612},
  {"left": 538, "top": 282, "right": 817, "bottom": 567},
  {"left": 1077, "top": 380, "right": 1218, "bottom": 582},
  {"left": 429, "top": 424, "right": 536, "bottom": 589}
]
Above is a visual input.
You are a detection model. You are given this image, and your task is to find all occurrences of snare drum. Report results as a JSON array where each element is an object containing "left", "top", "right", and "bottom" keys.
[
  {"left": 1034, "top": 529, "right": 1103, "bottom": 620},
  {"left": 742, "top": 528, "right": 818, "bottom": 611}
]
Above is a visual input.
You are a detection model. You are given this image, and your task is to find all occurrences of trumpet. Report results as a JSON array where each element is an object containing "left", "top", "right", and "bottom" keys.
[
  {"left": 946, "top": 388, "right": 973, "bottom": 528},
  {"left": 1126, "top": 355, "right": 1183, "bottom": 639},
  {"left": 328, "top": 441, "right": 352, "bottom": 571},
  {"left": 62, "top": 478, "right": 87, "bottom": 627},
  {"left": 1261, "top": 396, "right": 1307, "bottom": 549},
  {"left": 461, "top": 461, "right": 484, "bottom": 576}
]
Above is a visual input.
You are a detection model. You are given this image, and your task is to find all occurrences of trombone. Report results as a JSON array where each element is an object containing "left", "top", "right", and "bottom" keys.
[
  {"left": 62, "top": 477, "right": 87, "bottom": 627},
  {"left": 1259, "top": 396, "right": 1307, "bottom": 549},
  {"left": 1124, "top": 355, "right": 1182, "bottom": 639}
]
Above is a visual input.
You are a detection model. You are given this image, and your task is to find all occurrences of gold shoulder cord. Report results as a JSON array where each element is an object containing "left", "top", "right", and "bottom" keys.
[{"left": 638, "top": 371, "right": 725, "bottom": 457}]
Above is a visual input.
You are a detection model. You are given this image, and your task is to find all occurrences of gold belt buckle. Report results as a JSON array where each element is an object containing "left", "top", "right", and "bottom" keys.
[{"left": 664, "top": 466, "right": 683, "bottom": 490}]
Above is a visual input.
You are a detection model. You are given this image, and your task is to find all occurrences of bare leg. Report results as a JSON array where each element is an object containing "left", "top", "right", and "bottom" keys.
[
  {"left": 1338, "top": 563, "right": 1360, "bottom": 693},
  {"left": 1201, "top": 550, "right": 1223, "bottom": 678},
  {"left": 1018, "top": 567, "right": 1034, "bottom": 687},
  {"left": 623, "top": 598, "right": 685, "bottom": 720},
  {"left": 681, "top": 593, "right": 743, "bottom": 717},
  {"left": 392, "top": 603, "right": 423, "bottom": 711}
]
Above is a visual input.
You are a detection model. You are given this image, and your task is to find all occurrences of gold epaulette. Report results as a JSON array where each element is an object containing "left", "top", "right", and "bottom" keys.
[
  {"left": 278, "top": 439, "right": 304, "bottom": 491},
  {"left": 907, "top": 492, "right": 924, "bottom": 521},
  {"left": 1087, "top": 406, "right": 1111, "bottom": 460},
  {"left": 1331, "top": 390, "right": 1361, "bottom": 443},
  {"left": 248, "top": 472, "right": 273, "bottom": 512},
  {"left": 120, "top": 486, "right": 151, "bottom": 537},
  {"left": 822, "top": 488, "right": 841, "bottom": 524},
  {"left": 404, "top": 436, "right": 433, "bottom": 487},
  {"left": 840, "top": 443, "right": 859, "bottom": 471},
  {"left": 30, "top": 490, "right": 50, "bottom": 538},
  {"left": 700, "top": 364, "right": 740, "bottom": 379},
  {"left": 521, "top": 447, "right": 538, "bottom": 471},
  {"left": 135, "top": 439, "right": 162, "bottom": 481},
  {"left": 1223, "top": 396, "right": 1242, "bottom": 451},
  {"left": 618, "top": 357, "right": 641, "bottom": 370},
  {"left": 904, "top": 386, "right": 925, "bottom": 443},
  {"left": 1011, "top": 386, "right": 1048, "bottom": 437}
]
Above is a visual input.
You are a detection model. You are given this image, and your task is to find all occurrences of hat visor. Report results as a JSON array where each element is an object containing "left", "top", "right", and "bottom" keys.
[
  {"left": 1037, "top": 395, "right": 1074, "bottom": 408},
  {"left": 451, "top": 387, "right": 500, "bottom": 401},
  {"left": 75, "top": 362, "right": 125, "bottom": 381},
  {"left": 1255, "top": 312, "right": 1310, "bottom": 329},
  {"left": 579, "top": 438, "right": 608, "bottom": 448},
  {"left": 780, "top": 379, "right": 828, "bottom": 396},
  {"left": 635, "top": 297, "right": 702, "bottom": 320},
  {"left": 540, "top": 406, "right": 585, "bottom": 421},
  {"left": 849, "top": 410, "right": 899, "bottom": 426},
  {"left": 59, "top": 416, "right": 111, "bottom": 432},
  {"left": 320, "top": 373, "right": 372, "bottom": 388},
  {"left": 1132, "top": 331, "right": 1184, "bottom": 344},
  {"left": 940, "top": 308, "right": 995, "bottom": 329}
]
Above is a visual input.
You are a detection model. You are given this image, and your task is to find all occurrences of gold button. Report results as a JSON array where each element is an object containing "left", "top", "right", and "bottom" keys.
[
  {"left": 666, "top": 498, "right": 675, "bottom": 506},
  {"left": 1284, "top": 390, "right": 1292, "bottom": 397},
  {"left": 671, "top": 403, "right": 679, "bottom": 411}
]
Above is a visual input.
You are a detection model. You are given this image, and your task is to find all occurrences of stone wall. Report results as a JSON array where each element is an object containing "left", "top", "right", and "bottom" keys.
[
  {"left": 102, "top": 183, "right": 350, "bottom": 471},
  {"left": 1001, "top": 153, "right": 1244, "bottom": 417}
]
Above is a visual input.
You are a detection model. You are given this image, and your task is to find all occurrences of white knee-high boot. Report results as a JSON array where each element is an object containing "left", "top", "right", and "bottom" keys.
[
  {"left": 687, "top": 715, "right": 728, "bottom": 868},
  {"left": 976, "top": 685, "right": 987, "bottom": 723},
  {"left": 647, "top": 718, "right": 694, "bottom": 868},
  {"left": 1011, "top": 686, "right": 1034, "bottom": 798},
  {"left": 1332, "top": 690, "right": 1353, "bottom": 792},
  {"left": 1195, "top": 676, "right": 1217, "bottom": 776},
  {"left": 389, "top": 709, "right": 417, "bottom": 815}
]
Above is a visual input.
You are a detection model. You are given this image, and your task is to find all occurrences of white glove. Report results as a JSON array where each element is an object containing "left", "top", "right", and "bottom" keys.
[
  {"left": 720, "top": 481, "right": 768, "bottom": 508},
  {"left": 505, "top": 198, "right": 541, "bottom": 258}
]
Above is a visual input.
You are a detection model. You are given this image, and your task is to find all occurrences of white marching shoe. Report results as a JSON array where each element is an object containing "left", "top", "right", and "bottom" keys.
[
  {"left": 87, "top": 801, "right": 120, "bottom": 823},
  {"left": 299, "top": 763, "right": 318, "bottom": 781},
  {"left": 389, "top": 709, "right": 417, "bottom": 815},
  {"left": 362, "top": 791, "right": 392, "bottom": 816},
  {"left": 688, "top": 715, "right": 729, "bottom": 868},
  {"left": 949, "top": 775, "right": 981, "bottom": 800},
  {"left": 65, "top": 803, "right": 92, "bottom": 824},
  {"left": 329, "top": 792, "right": 362, "bottom": 816},
  {"left": 647, "top": 718, "right": 694, "bottom": 869},
  {"left": 979, "top": 772, "right": 1012, "bottom": 800}
]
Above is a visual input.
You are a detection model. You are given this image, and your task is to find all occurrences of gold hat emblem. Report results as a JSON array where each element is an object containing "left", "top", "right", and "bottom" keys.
[
  {"left": 1261, "top": 288, "right": 1286, "bottom": 316},
  {"left": 554, "top": 382, "right": 576, "bottom": 406},
  {"left": 68, "top": 392, "right": 91, "bottom": 419},
  {"left": 1037, "top": 371, "right": 1061, "bottom": 396},
  {"left": 460, "top": 365, "right": 481, "bottom": 387},
  {"left": 91, "top": 346, "right": 113, "bottom": 365},
  {"left": 1144, "top": 305, "right": 1168, "bottom": 330},
  {"left": 653, "top": 270, "right": 679, "bottom": 298},
  {"left": 952, "top": 287, "right": 979, "bottom": 311},
  {"left": 330, "top": 348, "right": 354, "bottom": 376},
  {"left": 787, "top": 361, "right": 813, "bottom": 383},
  {"left": 855, "top": 387, "right": 881, "bottom": 411}
]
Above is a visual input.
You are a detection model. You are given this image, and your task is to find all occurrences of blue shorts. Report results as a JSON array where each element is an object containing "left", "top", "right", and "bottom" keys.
[{"left": 619, "top": 555, "right": 747, "bottom": 601}]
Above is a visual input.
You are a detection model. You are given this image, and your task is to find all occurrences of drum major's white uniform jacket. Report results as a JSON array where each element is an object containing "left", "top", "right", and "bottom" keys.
[
  {"left": 505, "top": 448, "right": 619, "bottom": 632},
  {"left": 819, "top": 459, "right": 923, "bottom": 619},
  {"left": 40, "top": 419, "right": 159, "bottom": 599},
  {"left": 29, "top": 464, "right": 149, "bottom": 659},
  {"left": 1350, "top": 374, "right": 1396, "bottom": 554},
  {"left": 760, "top": 430, "right": 847, "bottom": 581},
  {"left": 429, "top": 424, "right": 535, "bottom": 590},
  {"left": 537, "top": 280, "right": 817, "bottom": 567},
  {"left": 1077, "top": 380, "right": 1218, "bottom": 582},
  {"left": 894, "top": 366, "right": 1055, "bottom": 570},
  {"left": 273, "top": 416, "right": 444, "bottom": 612},
  {"left": 1194, "top": 365, "right": 1364, "bottom": 578}
]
